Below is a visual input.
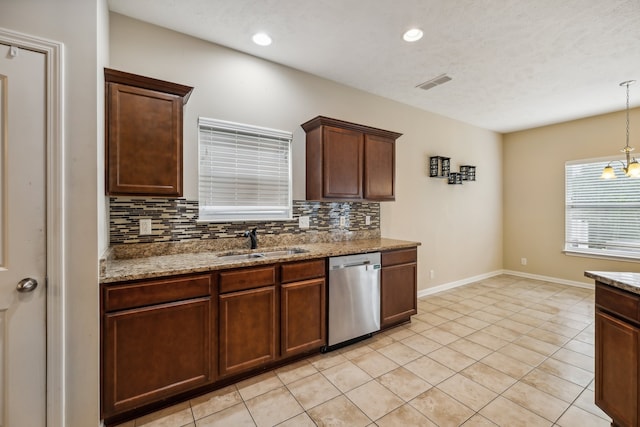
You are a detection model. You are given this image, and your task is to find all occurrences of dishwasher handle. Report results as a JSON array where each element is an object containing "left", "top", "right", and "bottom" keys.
[{"left": 331, "top": 261, "right": 381, "bottom": 270}]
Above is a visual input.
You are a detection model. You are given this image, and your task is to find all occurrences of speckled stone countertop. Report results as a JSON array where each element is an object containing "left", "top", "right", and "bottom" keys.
[
  {"left": 101, "top": 238, "right": 421, "bottom": 284},
  {"left": 585, "top": 271, "right": 640, "bottom": 295}
]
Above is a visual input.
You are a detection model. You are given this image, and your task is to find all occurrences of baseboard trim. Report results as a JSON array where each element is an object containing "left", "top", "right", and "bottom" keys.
[
  {"left": 418, "top": 269, "right": 593, "bottom": 298},
  {"left": 417, "top": 270, "right": 504, "bottom": 298},
  {"left": 502, "top": 270, "right": 593, "bottom": 289}
]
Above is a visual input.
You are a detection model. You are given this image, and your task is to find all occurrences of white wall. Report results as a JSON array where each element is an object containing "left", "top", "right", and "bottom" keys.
[
  {"left": 0, "top": 0, "right": 104, "bottom": 425},
  {"left": 98, "top": 0, "right": 110, "bottom": 260},
  {"left": 109, "top": 14, "right": 504, "bottom": 291}
]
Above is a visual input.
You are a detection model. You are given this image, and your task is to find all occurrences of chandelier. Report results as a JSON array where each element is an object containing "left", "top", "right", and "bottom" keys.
[{"left": 601, "top": 80, "right": 640, "bottom": 178}]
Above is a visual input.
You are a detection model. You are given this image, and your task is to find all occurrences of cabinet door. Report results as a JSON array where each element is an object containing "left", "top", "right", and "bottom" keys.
[
  {"left": 322, "top": 126, "right": 363, "bottom": 199},
  {"left": 364, "top": 134, "right": 395, "bottom": 200},
  {"left": 219, "top": 286, "right": 277, "bottom": 377},
  {"left": 281, "top": 278, "right": 326, "bottom": 357},
  {"left": 103, "top": 297, "right": 214, "bottom": 417},
  {"left": 380, "top": 262, "right": 417, "bottom": 329},
  {"left": 595, "top": 309, "right": 638, "bottom": 427},
  {"left": 107, "top": 83, "right": 183, "bottom": 196}
]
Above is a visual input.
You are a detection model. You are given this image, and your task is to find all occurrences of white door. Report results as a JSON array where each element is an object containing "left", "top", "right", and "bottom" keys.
[{"left": 0, "top": 43, "right": 47, "bottom": 426}]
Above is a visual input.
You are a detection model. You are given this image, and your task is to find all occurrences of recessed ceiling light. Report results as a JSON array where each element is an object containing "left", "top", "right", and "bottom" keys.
[
  {"left": 403, "top": 28, "right": 423, "bottom": 42},
  {"left": 252, "top": 32, "right": 272, "bottom": 46}
]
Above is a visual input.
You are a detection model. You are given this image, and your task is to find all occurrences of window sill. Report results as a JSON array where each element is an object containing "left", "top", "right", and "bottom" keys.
[{"left": 563, "top": 249, "right": 640, "bottom": 263}]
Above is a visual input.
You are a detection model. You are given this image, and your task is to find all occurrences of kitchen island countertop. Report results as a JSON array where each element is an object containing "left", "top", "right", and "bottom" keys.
[
  {"left": 101, "top": 238, "right": 421, "bottom": 284},
  {"left": 585, "top": 271, "right": 640, "bottom": 295}
]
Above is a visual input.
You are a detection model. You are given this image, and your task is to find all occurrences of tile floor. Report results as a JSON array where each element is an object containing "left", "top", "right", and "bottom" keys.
[{"left": 117, "top": 274, "right": 611, "bottom": 427}]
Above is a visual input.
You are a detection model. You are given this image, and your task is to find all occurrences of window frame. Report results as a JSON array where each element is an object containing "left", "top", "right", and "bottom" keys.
[
  {"left": 564, "top": 156, "right": 640, "bottom": 261},
  {"left": 197, "top": 117, "right": 293, "bottom": 223}
]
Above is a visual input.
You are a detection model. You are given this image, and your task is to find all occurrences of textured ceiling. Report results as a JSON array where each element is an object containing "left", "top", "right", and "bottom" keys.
[{"left": 108, "top": 0, "right": 640, "bottom": 133}]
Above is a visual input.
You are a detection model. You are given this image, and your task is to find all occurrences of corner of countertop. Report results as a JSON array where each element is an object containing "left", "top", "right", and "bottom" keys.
[
  {"left": 99, "top": 246, "right": 114, "bottom": 277},
  {"left": 585, "top": 270, "right": 640, "bottom": 295}
]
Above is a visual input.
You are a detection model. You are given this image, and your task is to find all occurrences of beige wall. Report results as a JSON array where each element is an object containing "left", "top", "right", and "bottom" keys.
[
  {"left": 0, "top": 0, "right": 106, "bottom": 425},
  {"left": 109, "top": 13, "right": 504, "bottom": 291},
  {"left": 503, "top": 107, "right": 640, "bottom": 284}
]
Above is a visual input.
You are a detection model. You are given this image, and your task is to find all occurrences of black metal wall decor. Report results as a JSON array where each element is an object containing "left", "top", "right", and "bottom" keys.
[
  {"left": 429, "top": 156, "right": 450, "bottom": 178},
  {"left": 448, "top": 172, "right": 463, "bottom": 184},
  {"left": 459, "top": 165, "right": 476, "bottom": 182},
  {"left": 429, "top": 156, "right": 476, "bottom": 185}
]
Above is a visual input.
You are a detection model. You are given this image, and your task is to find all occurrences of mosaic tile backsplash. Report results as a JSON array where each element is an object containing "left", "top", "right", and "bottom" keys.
[{"left": 109, "top": 198, "right": 380, "bottom": 245}]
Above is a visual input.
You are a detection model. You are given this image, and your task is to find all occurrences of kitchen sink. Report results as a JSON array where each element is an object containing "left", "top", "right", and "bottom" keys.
[
  {"left": 215, "top": 253, "right": 265, "bottom": 261},
  {"left": 216, "top": 248, "right": 308, "bottom": 262},
  {"left": 261, "top": 248, "right": 309, "bottom": 257}
]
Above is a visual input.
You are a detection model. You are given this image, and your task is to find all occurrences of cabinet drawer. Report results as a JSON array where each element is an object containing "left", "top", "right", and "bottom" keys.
[
  {"left": 219, "top": 266, "right": 276, "bottom": 293},
  {"left": 281, "top": 259, "right": 326, "bottom": 284},
  {"left": 381, "top": 248, "right": 417, "bottom": 267},
  {"left": 596, "top": 282, "right": 640, "bottom": 323},
  {"left": 104, "top": 274, "right": 212, "bottom": 312}
]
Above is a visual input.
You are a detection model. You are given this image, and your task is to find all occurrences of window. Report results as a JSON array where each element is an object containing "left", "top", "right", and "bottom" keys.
[
  {"left": 565, "top": 158, "right": 640, "bottom": 260},
  {"left": 198, "top": 117, "right": 292, "bottom": 222}
]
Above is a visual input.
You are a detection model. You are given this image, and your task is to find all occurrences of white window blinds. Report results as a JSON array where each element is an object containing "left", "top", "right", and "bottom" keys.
[
  {"left": 565, "top": 158, "right": 640, "bottom": 259},
  {"left": 198, "top": 117, "right": 292, "bottom": 222}
]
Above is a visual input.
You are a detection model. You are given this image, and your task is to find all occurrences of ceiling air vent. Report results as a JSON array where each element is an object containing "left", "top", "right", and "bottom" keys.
[{"left": 416, "top": 74, "right": 452, "bottom": 91}]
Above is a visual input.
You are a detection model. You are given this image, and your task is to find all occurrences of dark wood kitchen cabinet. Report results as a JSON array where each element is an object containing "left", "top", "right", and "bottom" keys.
[
  {"left": 218, "top": 266, "right": 278, "bottom": 377},
  {"left": 302, "top": 116, "right": 402, "bottom": 201},
  {"left": 104, "top": 68, "right": 193, "bottom": 196},
  {"left": 595, "top": 282, "right": 640, "bottom": 427},
  {"left": 218, "top": 260, "right": 328, "bottom": 375},
  {"left": 280, "top": 260, "right": 327, "bottom": 357},
  {"left": 380, "top": 247, "right": 417, "bottom": 329},
  {"left": 364, "top": 134, "right": 396, "bottom": 200},
  {"left": 101, "top": 274, "right": 214, "bottom": 418}
]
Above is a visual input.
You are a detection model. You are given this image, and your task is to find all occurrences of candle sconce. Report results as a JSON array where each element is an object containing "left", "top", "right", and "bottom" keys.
[
  {"left": 459, "top": 165, "right": 476, "bottom": 182},
  {"left": 448, "top": 172, "right": 463, "bottom": 185},
  {"left": 429, "top": 156, "right": 450, "bottom": 178},
  {"left": 429, "top": 156, "right": 476, "bottom": 185}
]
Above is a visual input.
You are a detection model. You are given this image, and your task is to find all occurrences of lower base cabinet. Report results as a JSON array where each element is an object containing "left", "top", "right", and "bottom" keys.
[
  {"left": 102, "top": 251, "right": 420, "bottom": 424},
  {"left": 595, "top": 283, "right": 640, "bottom": 427},
  {"left": 380, "top": 248, "right": 417, "bottom": 329},
  {"left": 281, "top": 278, "right": 326, "bottom": 357},
  {"left": 219, "top": 286, "right": 278, "bottom": 377},
  {"left": 101, "top": 274, "right": 215, "bottom": 418},
  {"left": 216, "top": 260, "right": 327, "bottom": 379}
]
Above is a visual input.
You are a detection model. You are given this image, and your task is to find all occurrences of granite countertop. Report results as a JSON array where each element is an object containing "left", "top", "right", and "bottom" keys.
[
  {"left": 585, "top": 271, "right": 640, "bottom": 295},
  {"left": 101, "top": 238, "right": 421, "bottom": 284}
]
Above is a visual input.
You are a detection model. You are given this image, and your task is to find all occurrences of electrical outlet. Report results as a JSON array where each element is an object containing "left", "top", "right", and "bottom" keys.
[
  {"left": 430, "top": 269, "right": 435, "bottom": 279},
  {"left": 521, "top": 257, "right": 527, "bottom": 266},
  {"left": 299, "top": 215, "right": 310, "bottom": 229},
  {"left": 365, "top": 215, "right": 371, "bottom": 225},
  {"left": 339, "top": 216, "right": 346, "bottom": 228},
  {"left": 139, "top": 219, "right": 152, "bottom": 235}
]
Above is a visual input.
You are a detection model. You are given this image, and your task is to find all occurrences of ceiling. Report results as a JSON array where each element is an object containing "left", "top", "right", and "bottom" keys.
[{"left": 108, "top": 0, "right": 640, "bottom": 133}]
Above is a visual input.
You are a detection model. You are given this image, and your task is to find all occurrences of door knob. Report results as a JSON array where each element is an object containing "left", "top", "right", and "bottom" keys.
[{"left": 16, "top": 278, "right": 38, "bottom": 293}]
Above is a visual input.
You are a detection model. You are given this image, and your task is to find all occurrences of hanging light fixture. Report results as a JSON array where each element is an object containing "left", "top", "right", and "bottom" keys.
[{"left": 601, "top": 80, "right": 640, "bottom": 178}]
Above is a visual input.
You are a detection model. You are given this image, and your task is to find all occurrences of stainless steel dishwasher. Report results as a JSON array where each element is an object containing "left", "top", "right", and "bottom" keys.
[{"left": 326, "top": 252, "right": 381, "bottom": 349}]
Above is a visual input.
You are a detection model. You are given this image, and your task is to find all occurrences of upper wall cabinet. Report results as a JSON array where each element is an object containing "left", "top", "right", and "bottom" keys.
[
  {"left": 105, "top": 68, "right": 193, "bottom": 196},
  {"left": 302, "top": 116, "right": 402, "bottom": 201}
]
